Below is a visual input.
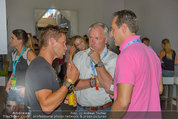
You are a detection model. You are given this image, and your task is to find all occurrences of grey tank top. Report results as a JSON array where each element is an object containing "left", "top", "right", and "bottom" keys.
[{"left": 12, "top": 48, "right": 30, "bottom": 86}]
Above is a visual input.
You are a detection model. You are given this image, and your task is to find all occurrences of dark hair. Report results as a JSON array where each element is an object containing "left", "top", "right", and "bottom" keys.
[
  {"left": 39, "top": 25, "right": 67, "bottom": 48},
  {"left": 113, "top": 9, "right": 139, "bottom": 33},
  {"left": 33, "top": 35, "right": 39, "bottom": 41},
  {"left": 142, "top": 37, "right": 150, "bottom": 43},
  {"left": 83, "top": 34, "right": 89, "bottom": 44},
  {"left": 12, "top": 29, "right": 28, "bottom": 45}
]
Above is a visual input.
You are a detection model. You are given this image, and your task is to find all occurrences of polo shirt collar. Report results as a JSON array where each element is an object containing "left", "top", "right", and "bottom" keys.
[{"left": 119, "top": 35, "right": 140, "bottom": 52}]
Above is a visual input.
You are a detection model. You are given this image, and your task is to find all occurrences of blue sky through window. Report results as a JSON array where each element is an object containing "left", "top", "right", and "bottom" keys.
[{"left": 42, "top": 9, "right": 58, "bottom": 18}]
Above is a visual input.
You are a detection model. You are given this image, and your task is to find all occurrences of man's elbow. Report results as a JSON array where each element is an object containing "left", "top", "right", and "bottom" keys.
[
  {"left": 118, "top": 101, "right": 130, "bottom": 111},
  {"left": 41, "top": 106, "right": 54, "bottom": 114},
  {"left": 159, "top": 88, "right": 163, "bottom": 95},
  {"left": 121, "top": 103, "right": 130, "bottom": 110}
]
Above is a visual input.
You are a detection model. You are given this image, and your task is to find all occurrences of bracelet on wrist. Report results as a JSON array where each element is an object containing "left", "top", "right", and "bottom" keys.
[
  {"left": 89, "top": 78, "right": 93, "bottom": 88},
  {"left": 63, "top": 80, "right": 72, "bottom": 88},
  {"left": 66, "top": 78, "right": 75, "bottom": 85}
]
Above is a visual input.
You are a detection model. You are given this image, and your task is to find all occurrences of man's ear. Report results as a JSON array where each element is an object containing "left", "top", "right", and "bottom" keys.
[
  {"left": 105, "top": 36, "right": 109, "bottom": 44},
  {"left": 49, "top": 37, "right": 55, "bottom": 46},
  {"left": 121, "top": 24, "right": 128, "bottom": 33},
  {"left": 19, "top": 39, "right": 23, "bottom": 44}
]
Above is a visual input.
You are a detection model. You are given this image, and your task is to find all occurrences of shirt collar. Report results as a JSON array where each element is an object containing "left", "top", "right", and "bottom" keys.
[
  {"left": 119, "top": 35, "right": 140, "bottom": 52},
  {"left": 100, "top": 46, "right": 108, "bottom": 58}
]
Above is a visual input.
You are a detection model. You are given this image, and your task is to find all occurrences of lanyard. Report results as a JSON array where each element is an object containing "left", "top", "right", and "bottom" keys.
[
  {"left": 12, "top": 47, "right": 26, "bottom": 75},
  {"left": 123, "top": 39, "right": 141, "bottom": 51},
  {"left": 90, "top": 48, "right": 108, "bottom": 76}
]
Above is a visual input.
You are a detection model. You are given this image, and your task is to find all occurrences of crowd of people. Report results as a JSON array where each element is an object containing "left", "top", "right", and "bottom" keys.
[{"left": 4, "top": 9, "right": 177, "bottom": 119}]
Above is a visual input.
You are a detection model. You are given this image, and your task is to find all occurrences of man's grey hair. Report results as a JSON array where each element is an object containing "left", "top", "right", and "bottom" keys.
[{"left": 88, "top": 22, "right": 109, "bottom": 38}]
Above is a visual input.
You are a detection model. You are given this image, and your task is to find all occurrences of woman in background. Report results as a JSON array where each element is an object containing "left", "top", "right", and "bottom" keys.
[
  {"left": 26, "top": 33, "right": 35, "bottom": 51},
  {"left": 68, "top": 35, "right": 88, "bottom": 61},
  {"left": 6, "top": 29, "right": 36, "bottom": 114},
  {"left": 159, "top": 39, "right": 177, "bottom": 77},
  {"left": 64, "top": 35, "right": 88, "bottom": 79}
]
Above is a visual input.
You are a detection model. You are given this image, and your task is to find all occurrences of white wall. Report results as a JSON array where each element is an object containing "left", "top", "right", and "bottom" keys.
[
  {"left": 125, "top": 0, "right": 178, "bottom": 55},
  {"left": 0, "top": 0, "right": 7, "bottom": 54},
  {"left": 6, "top": 0, "right": 124, "bottom": 52},
  {"left": 6, "top": 0, "right": 178, "bottom": 55},
  {"left": 6, "top": 0, "right": 124, "bottom": 37}
]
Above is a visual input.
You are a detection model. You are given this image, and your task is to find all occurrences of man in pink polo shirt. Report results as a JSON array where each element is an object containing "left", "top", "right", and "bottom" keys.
[{"left": 109, "top": 10, "right": 163, "bottom": 119}]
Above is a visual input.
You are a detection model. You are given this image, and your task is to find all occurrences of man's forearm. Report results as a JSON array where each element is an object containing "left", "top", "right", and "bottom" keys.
[
  {"left": 96, "top": 66, "right": 113, "bottom": 92},
  {"left": 74, "top": 79, "right": 91, "bottom": 90},
  {"left": 109, "top": 101, "right": 128, "bottom": 119},
  {"left": 37, "top": 85, "right": 68, "bottom": 113}
]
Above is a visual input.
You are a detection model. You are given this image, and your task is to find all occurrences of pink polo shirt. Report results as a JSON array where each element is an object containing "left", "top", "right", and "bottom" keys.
[{"left": 114, "top": 35, "right": 162, "bottom": 111}]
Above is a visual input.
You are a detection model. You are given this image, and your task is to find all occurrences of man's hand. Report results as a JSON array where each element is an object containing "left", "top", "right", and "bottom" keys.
[
  {"left": 109, "top": 94, "right": 114, "bottom": 99},
  {"left": 67, "top": 60, "right": 80, "bottom": 84},
  {"left": 88, "top": 48, "right": 101, "bottom": 64},
  {"left": 69, "top": 46, "right": 76, "bottom": 56},
  {"left": 64, "top": 94, "right": 77, "bottom": 107}
]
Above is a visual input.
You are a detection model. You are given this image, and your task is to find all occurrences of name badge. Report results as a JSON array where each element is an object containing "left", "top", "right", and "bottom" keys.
[{"left": 11, "top": 77, "right": 16, "bottom": 87}]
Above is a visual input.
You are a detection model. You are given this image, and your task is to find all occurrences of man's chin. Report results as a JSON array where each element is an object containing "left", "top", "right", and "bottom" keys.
[
  {"left": 58, "top": 55, "right": 64, "bottom": 59},
  {"left": 114, "top": 41, "right": 119, "bottom": 46}
]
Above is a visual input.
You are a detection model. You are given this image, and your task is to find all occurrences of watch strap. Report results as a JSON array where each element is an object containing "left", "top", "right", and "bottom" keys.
[{"left": 95, "top": 61, "right": 104, "bottom": 67}]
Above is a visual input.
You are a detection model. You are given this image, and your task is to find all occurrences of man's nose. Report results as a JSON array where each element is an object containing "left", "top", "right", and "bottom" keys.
[
  {"left": 64, "top": 45, "right": 67, "bottom": 50},
  {"left": 91, "top": 39, "right": 96, "bottom": 44}
]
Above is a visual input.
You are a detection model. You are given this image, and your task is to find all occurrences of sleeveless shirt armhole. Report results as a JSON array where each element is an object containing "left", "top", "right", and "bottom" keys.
[
  {"left": 12, "top": 48, "right": 31, "bottom": 65},
  {"left": 23, "top": 48, "right": 31, "bottom": 65}
]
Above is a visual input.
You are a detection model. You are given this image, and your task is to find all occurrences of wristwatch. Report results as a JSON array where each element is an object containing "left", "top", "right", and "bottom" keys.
[
  {"left": 95, "top": 61, "right": 104, "bottom": 67},
  {"left": 63, "top": 80, "right": 74, "bottom": 91},
  {"left": 68, "top": 84, "right": 74, "bottom": 91}
]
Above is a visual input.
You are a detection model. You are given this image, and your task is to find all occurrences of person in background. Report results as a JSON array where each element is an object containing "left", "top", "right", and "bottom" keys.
[
  {"left": 26, "top": 33, "right": 35, "bottom": 51},
  {"left": 68, "top": 35, "right": 88, "bottom": 61},
  {"left": 5, "top": 29, "right": 36, "bottom": 115},
  {"left": 109, "top": 10, "right": 163, "bottom": 119},
  {"left": 83, "top": 34, "right": 89, "bottom": 44},
  {"left": 142, "top": 37, "right": 152, "bottom": 48},
  {"left": 74, "top": 35, "right": 89, "bottom": 51},
  {"left": 64, "top": 36, "right": 89, "bottom": 80},
  {"left": 159, "top": 38, "right": 177, "bottom": 77},
  {"left": 24, "top": 25, "right": 79, "bottom": 118},
  {"left": 32, "top": 35, "right": 40, "bottom": 55}
]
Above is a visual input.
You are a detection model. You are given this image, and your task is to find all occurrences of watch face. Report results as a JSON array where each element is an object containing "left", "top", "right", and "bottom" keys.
[
  {"left": 95, "top": 61, "right": 104, "bottom": 67},
  {"left": 68, "top": 84, "right": 74, "bottom": 91},
  {"left": 98, "top": 62, "right": 104, "bottom": 66}
]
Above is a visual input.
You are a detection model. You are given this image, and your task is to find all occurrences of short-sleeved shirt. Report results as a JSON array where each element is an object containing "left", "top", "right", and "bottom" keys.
[
  {"left": 25, "top": 56, "right": 61, "bottom": 116},
  {"left": 73, "top": 46, "right": 118, "bottom": 106},
  {"left": 114, "top": 35, "right": 161, "bottom": 111}
]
